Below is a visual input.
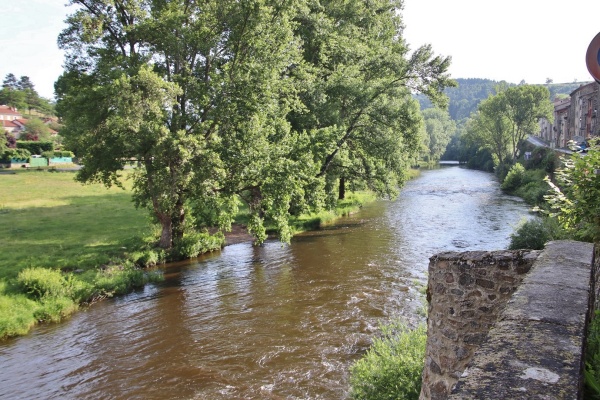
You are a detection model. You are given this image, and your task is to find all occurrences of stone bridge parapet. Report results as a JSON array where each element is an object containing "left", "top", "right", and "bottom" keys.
[{"left": 420, "top": 240, "right": 597, "bottom": 400}]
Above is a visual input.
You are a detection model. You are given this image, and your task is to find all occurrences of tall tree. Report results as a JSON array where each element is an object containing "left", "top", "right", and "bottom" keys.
[
  {"left": 18, "top": 76, "right": 35, "bottom": 91},
  {"left": 467, "top": 95, "right": 512, "bottom": 166},
  {"left": 2, "top": 73, "right": 18, "bottom": 90},
  {"left": 502, "top": 84, "right": 553, "bottom": 160},
  {"left": 290, "top": 0, "right": 455, "bottom": 201},
  {"left": 18, "top": 76, "right": 41, "bottom": 113},
  {"left": 56, "top": 0, "right": 304, "bottom": 250},
  {"left": 466, "top": 84, "right": 553, "bottom": 167},
  {"left": 422, "top": 108, "right": 456, "bottom": 162},
  {"left": 1, "top": 74, "right": 26, "bottom": 109}
]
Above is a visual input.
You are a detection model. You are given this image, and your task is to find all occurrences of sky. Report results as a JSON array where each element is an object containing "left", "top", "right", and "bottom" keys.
[{"left": 1, "top": 0, "right": 599, "bottom": 100}]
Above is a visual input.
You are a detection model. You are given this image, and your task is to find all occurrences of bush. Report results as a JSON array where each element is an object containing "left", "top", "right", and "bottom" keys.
[
  {"left": 515, "top": 180, "right": 549, "bottom": 205},
  {"left": 501, "top": 163, "right": 525, "bottom": 192},
  {"left": 129, "top": 249, "right": 164, "bottom": 267},
  {"left": 42, "top": 150, "right": 75, "bottom": 159},
  {"left": 495, "top": 162, "right": 514, "bottom": 182},
  {"left": 34, "top": 296, "right": 78, "bottom": 322},
  {"left": 17, "top": 267, "right": 70, "bottom": 299},
  {"left": 1, "top": 148, "right": 31, "bottom": 162},
  {"left": 545, "top": 142, "right": 600, "bottom": 242},
  {"left": 585, "top": 310, "right": 600, "bottom": 398},
  {"left": 14, "top": 268, "right": 86, "bottom": 323},
  {"left": 508, "top": 216, "right": 568, "bottom": 250},
  {"left": 0, "top": 292, "right": 38, "bottom": 339},
  {"left": 16, "top": 140, "right": 53, "bottom": 155},
  {"left": 93, "top": 265, "right": 148, "bottom": 296},
  {"left": 349, "top": 320, "right": 426, "bottom": 400},
  {"left": 170, "top": 231, "right": 225, "bottom": 260}
]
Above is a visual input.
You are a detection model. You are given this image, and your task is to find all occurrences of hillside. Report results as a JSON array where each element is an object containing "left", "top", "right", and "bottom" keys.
[{"left": 417, "top": 78, "right": 591, "bottom": 121}]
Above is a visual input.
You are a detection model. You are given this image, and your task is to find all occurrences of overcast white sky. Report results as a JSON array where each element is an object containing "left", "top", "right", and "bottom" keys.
[{"left": 1, "top": 0, "right": 599, "bottom": 100}]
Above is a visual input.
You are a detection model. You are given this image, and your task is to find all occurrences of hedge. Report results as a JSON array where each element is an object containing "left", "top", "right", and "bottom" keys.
[
  {"left": 42, "top": 150, "right": 75, "bottom": 158},
  {"left": 16, "top": 141, "right": 53, "bottom": 155}
]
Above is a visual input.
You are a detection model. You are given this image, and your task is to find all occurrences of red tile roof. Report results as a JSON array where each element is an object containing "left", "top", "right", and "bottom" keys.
[
  {"left": 1, "top": 119, "right": 20, "bottom": 128},
  {"left": 0, "top": 105, "right": 22, "bottom": 116}
]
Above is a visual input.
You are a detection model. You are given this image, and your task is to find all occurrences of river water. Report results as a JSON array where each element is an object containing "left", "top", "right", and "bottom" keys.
[{"left": 0, "top": 166, "right": 533, "bottom": 399}]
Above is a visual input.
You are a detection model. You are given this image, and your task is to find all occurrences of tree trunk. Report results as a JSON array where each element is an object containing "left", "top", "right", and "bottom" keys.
[
  {"left": 171, "top": 198, "right": 185, "bottom": 244},
  {"left": 338, "top": 176, "right": 346, "bottom": 200},
  {"left": 157, "top": 213, "right": 173, "bottom": 249}
]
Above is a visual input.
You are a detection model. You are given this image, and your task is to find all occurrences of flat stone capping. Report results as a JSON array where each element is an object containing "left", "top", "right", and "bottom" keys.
[{"left": 449, "top": 240, "right": 595, "bottom": 399}]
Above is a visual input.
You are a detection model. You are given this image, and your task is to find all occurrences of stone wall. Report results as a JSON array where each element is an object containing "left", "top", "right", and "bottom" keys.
[
  {"left": 420, "top": 241, "right": 596, "bottom": 400},
  {"left": 420, "top": 249, "right": 540, "bottom": 399}
]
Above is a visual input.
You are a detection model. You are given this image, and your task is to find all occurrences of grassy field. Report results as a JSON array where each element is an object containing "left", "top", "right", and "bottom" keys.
[
  {"left": 0, "top": 169, "right": 162, "bottom": 338},
  {"left": 0, "top": 170, "right": 152, "bottom": 280}
]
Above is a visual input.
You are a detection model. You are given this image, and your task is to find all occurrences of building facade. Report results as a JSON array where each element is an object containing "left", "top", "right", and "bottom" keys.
[{"left": 537, "top": 82, "right": 599, "bottom": 148}]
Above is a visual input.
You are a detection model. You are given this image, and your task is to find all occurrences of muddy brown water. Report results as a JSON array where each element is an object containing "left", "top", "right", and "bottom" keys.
[{"left": 0, "top": 166, "right": 533, "bottom": 399}]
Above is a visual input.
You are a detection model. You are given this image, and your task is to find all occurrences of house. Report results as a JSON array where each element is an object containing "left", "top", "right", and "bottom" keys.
[
  {"left": 0, "top": 106, "right": 27, "bottom": 138},
  {"left": 1, "top": 119, "right": 27, "bottom": 137},
  {"left": 0, "top": 105, "right": 22, "bottom": 121},
  {"left": 536, "top": 82, "right": 600, "bottom": 148}
]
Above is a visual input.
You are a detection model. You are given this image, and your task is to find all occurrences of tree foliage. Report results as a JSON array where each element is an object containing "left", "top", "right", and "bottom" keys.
[
  {"left": 0, "top": 73, "right": 54, "bottom": 115},
  {"left": 291, "top": 0, "right": 455, "bottom": 201},
  {"left": 544, "top": 142, "right": 600, "bottom": 242},
  {"left": 23, "top": 118, "right": 52, "bottom": 141},
  {"left": 56, "top": 0, "right": 454, "bottom": 251},
  {"left": 417, "top": 78, "right": 583, "bottom": 124},
  {"left": 421, "top": 108, "right": 456, "bottom": 161},
  {"left": 461, "top": 84, "right": 553, "bottom": 171}
]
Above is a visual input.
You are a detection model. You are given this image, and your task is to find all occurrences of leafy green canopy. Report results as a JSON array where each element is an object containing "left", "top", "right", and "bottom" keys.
[
  {"left": 421, "top": 108, "right": 456, "bottom": 162},
  {"left": 462, "top": 84, "right": 553, "bottom": 169},
  {"left": 1, "top": 74, "right": 54, "bottom": 115},
  {"left": 544, "top": 142, "right": 600, "bottom": 242},
  {"left": 292, "top": 0, "right": 454, "bottom": 201},
  {"left": 56, "top": 0, "right": 454, "bottom": 250}
]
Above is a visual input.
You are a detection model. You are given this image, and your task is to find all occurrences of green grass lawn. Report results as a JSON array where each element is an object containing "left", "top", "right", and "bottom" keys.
[{"left": 0, "top": 170, "right": 152, "bottom": 280}]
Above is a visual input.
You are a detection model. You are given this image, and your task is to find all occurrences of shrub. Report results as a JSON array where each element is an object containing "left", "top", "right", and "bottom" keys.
[
  {"left": 93, "top": 265, "right": 148, "bottom": 296},
  {"left": 34, "top": 296, "right": 78, "bottom": 322},
  {"left": 14, "top": 268, "right": 86, "bottom": 323},
  {"left": 349, "top": 320, "right": 426, "bottom": 400},
  {"left": 17, "top": 267, "right": 70, "bottom": 299},
  {"left": 171, "top": 231, "right": 225, "bottom": 260},
  {"left": 1, "top": 148, "right": 31, "bottom": 162},
  {"left": 501, "top": 163, "right": 525, "bottom": 192},
  {"left": 585, "top": 310, "right": 600, "bottom": 398},
  {"left": 508, "top": 216, "right": 568, "bottom": 250},
  {"left": 515, "top": 180, "right": 549, "bottom": 205},
  {"left": 129, "top": 249, "right": 164, "bottom": 267},
  {"left": 16, "top": 140, "right": 53, "bottom": 155},
  {"left": 495, "top": 162, "right": 514, "bottom": 182},
  {"left": 41, "top": 150, "right": 75, "bottom": 158},
  {"left": 0, "top": 292, "right": 38, "bottom": 339}
]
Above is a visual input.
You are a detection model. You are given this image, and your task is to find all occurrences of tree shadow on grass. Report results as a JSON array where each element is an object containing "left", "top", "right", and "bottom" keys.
[{"left": 0, "top": 192, "right": 152, "bottom": 278}]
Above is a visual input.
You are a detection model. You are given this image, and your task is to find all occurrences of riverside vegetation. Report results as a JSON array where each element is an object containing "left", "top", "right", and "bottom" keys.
[
  {"left": 346, "top": 141, "right": 599, "bottom": 400},
  {"left": 0, "top": 169, "right": 381, "bottom": 340}
]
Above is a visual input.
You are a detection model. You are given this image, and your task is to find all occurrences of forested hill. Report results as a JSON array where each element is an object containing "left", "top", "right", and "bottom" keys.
[{"left": 417, "top": 78, "right": 591, "bottom": 121}]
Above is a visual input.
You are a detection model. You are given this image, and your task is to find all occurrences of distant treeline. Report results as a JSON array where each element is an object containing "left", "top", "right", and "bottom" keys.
[{"left": 417, "top": 78, "right": 589, "bottom": 121}]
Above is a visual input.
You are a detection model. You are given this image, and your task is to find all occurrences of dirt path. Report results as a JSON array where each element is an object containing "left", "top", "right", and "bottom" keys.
[{"left": 220, "top": 224, "right": 256, "bottom": 246}]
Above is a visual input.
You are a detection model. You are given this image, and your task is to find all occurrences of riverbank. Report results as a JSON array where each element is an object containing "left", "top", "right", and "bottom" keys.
[{"left": 0, "top": 169, "right": 396, "bottom": 340}]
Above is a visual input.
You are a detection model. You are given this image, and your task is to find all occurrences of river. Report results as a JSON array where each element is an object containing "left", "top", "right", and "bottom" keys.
[{"left": 0, "top": 166, "right": 533, "bottom": 399}]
